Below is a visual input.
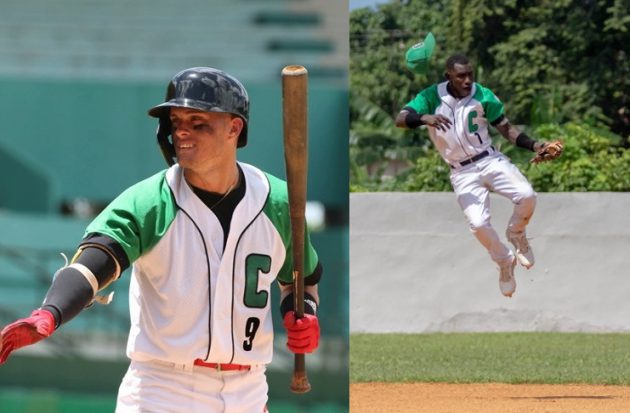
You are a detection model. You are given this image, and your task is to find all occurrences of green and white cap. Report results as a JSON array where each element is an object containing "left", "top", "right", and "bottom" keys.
[{"left": 405, "top": 32, "right": 435, "bottom": 74}]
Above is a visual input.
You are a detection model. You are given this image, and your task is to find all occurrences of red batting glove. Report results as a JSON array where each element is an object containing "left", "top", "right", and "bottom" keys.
[
  {"left": 0, "top": 309, "right": 55, "bottom": 365},
  {"left": 283, "top": 311, "right": 320, "bottom": 354}
]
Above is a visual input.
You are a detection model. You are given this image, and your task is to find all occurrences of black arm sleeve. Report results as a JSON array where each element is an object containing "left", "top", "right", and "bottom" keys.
[
  {"left": 279, "top": 291, "right": 318, "bottom": 318},
  {"left": 80, "top": 233, "right": 130, "bottom": 271},
  {"left": 304, "top": 261, "right": 323, "bottom": 286},
  {"left": 75, "top": 246, "right": 118, "bottom": 284},
  {"left": 402, "top": 107, "right": 425, "bottom": 128},
  {"left": 41, "top": 268, "right": 93, "bottom": 329},
  {"left": 41, "top": 246, "right": 120, "bottom": 329},
  {"left": 515, "top": 132, "right": 537, "bottom": 151}
]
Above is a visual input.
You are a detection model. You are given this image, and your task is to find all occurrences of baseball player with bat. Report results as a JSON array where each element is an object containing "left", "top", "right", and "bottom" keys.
[
  {"left": 0, "top": 67, "right": 322, "bottom": 412},
  {"left": 396, "top": 36, "right": 563, "bottom": 297}
]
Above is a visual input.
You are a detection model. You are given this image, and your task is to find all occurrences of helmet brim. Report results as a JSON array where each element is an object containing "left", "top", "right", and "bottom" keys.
[{"left": 148, "top": 98, "right": 239, "bottom": 118}]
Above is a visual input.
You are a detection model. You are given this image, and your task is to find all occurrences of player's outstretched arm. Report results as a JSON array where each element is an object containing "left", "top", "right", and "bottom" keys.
[
  {"left": 494, "top": 116, "right": 563, "bottom": 162},
  {"left": 0, "top": 245, "right": 120, "bottom": 365},
  {"left": 279, "top": 283, "right": 320, "bottom": 354}
]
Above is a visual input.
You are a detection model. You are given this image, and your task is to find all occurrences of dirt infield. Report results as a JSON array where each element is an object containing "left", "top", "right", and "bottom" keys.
[{"left": 350, "top": 382, "right": 630, "bottom": 412}]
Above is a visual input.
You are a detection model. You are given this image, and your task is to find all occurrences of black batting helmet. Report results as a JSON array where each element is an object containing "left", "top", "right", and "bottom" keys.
[{"left": 148, "top": 67, "right": 249, "bottom": 166}]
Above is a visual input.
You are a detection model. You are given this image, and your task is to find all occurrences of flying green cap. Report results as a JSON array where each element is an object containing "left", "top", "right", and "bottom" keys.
[{"left": 405, "top": 32, "right": 435, "bottom": 74}]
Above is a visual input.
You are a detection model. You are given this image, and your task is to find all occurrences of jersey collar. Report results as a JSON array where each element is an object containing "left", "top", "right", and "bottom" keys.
[
  {"left": 165, "top": 161, "right": 270, "bottom": 230},
  {"left": 438, "top": 81, "right": 477, "bottom": 106}
]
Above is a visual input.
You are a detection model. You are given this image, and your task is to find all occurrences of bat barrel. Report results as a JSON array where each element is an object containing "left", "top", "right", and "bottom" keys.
[{"left": 282, "top": 65, "right": 309, "bottom": 220}]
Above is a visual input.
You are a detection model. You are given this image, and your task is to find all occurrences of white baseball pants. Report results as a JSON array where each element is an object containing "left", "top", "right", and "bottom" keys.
[
  {"left": 115, "top": 359, "right": 269, "bottom": 413},
  {"left": 449, "top": 152, "right": 536, "bottom": 265}
]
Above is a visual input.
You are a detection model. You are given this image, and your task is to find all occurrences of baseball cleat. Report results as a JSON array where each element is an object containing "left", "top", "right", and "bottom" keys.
[
  {"left": 498, "top": 257, "right": 517, "bottom": 297},
  {"left": 506, "top": 229, "right": 535, "bottom": 269}
]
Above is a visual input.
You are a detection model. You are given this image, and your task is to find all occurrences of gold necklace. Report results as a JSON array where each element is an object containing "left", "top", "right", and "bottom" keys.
[
  {"left": 209, "top": 183, "right": 234, "bottom": 210},
  {"left": 208, "top": 173, "right": 239, "bottom": 210}
]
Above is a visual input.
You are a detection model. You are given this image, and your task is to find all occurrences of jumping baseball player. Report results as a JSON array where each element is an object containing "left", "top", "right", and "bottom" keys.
[
  {"left": 396, "top": 51, "right": 562, "bottom": 297},
  {"left": 0, "top": 67, "right": 322, "bottom": 412}
]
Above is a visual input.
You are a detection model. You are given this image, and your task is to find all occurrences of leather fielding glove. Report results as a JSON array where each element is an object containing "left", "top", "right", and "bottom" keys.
[{"left": 530, "top": 140, "right": 564, "bottom": 164}]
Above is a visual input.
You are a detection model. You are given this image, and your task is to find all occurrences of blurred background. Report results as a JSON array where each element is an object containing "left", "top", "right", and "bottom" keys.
[{"left": 0, "top": 1, "right": 348, "bottom": 412}]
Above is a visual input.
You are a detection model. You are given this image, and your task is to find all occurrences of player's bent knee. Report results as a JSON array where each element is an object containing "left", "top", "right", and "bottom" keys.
[
  {"left": 468, "top": 219, "right": 492, "bottom": 233},
  {"left": 514, "top": 187, "right": 536, "bottom": 206}
]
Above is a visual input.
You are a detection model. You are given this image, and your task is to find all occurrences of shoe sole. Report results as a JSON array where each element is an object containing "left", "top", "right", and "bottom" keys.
[{"left": 515, "top": 252, "right": 534, "bottom": 269}]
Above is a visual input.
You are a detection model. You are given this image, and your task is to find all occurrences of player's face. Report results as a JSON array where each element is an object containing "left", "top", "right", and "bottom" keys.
[
  {"left": 447, "top": 63, "right": 474, "bottom": 97},
  {"left": 169, "top": 107, "right": 242, "bottom": 171}
]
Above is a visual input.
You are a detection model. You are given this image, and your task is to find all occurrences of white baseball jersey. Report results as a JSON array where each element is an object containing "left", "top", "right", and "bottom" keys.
[
  {"left": 404, "top": 81, "right": 504, "bottom": 165},
  {"left": 84, "top": 162, "right": 318, "bottom": 366}
]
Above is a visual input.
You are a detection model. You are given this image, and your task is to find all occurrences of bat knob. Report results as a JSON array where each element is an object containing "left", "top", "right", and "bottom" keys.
[{"left": 290, "top": 371, "right": 312, "bottom": 394}]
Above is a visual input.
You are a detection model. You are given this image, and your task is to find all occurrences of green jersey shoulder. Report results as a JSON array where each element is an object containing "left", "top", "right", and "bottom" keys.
[{"left": 405, "top": 82, "right": 505, "bottom": 123}]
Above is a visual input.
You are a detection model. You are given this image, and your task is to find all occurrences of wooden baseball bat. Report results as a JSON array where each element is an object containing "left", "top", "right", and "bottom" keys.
[{"left": 281, "top": 64, "right": 311, "bottom": 394}]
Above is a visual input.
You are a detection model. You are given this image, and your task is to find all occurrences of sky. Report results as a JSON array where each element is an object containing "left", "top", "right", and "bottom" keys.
[{"left": 349, "top": 0, "right": 391, "bottom": 10}]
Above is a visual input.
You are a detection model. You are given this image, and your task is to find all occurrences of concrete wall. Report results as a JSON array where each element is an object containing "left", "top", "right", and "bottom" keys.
[{"left": 350, "top": 192, "right": 630, "bottom": 333}]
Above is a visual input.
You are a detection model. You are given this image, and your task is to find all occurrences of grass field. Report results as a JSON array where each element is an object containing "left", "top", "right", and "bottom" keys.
[{"left": 351, "top": 332, "right": 630, "bottom": 384}]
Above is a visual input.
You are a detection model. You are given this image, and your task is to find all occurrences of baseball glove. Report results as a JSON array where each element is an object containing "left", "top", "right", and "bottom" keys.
[{"left": 530, "top": 140, "right": 564, "bottom": 164}]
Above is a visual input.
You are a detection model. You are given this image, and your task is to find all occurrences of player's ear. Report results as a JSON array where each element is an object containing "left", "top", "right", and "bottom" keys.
[
  {"left": 228, "top": 116, "right": 244, "bottom": 140},
  {"left": 444, "top": 72, "right": 450, "bottom": 80}
]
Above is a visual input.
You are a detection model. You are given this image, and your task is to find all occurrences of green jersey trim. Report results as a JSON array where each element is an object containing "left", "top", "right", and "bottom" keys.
[
  {"left": 262, "top": 173, "right": 319, "bottom": 284},
  {"left": 472, "top": 83, "right": 505, "bottom": 123},
  {"left": 405, "top": 84, "right": 441, "bottom": 115},
  {"left": 84, "top": 169, "right": 178, "bottom": 264}
]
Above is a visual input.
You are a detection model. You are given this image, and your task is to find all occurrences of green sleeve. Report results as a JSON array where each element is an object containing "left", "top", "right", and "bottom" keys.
[
  {"left": 404, "top": 84, "right": 440, "bottom": 115},
  {"left": 262, "top": 173, "right": 319, "bottom": 284},
  {"left": 84, "top": 170, "right": 178, "bottom": 264},
  {"left": 479, "top": 84, "right": 505, "bottom": 123}
]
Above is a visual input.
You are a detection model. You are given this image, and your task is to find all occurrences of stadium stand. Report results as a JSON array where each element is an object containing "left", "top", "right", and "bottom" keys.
[{"left": 0, "top": 0, "right": 347, "bottom": 84}]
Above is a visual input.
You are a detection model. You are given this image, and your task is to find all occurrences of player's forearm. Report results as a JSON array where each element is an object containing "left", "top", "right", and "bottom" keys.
[
  {"left": 495, "top": 118, "right": 545, "bottom": 152},
  {"left": 495, "top": 117, "right": 520, "bottom": 144},
  {"left": 42, "top": 246, "right": 119, "bottom": 328}
]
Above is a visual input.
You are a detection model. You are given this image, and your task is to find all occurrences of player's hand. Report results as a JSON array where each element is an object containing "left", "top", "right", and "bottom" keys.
[
  {"left": 283, "top": 311, "right": 319, "bottom": 354},
  {"left": 0, "top": 309, "right": 55, "bottom": 365},
  {"left": 421, "top": 114, "right": 452, "bottom": 131}
]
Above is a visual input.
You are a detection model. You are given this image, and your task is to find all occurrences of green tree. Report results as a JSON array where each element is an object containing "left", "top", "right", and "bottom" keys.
[
  {"left": 350, "top": 92, "right": 425, "bottom": 191},
  {"left": 523, "top": 123, "right": 630, "bottom": 191}
]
